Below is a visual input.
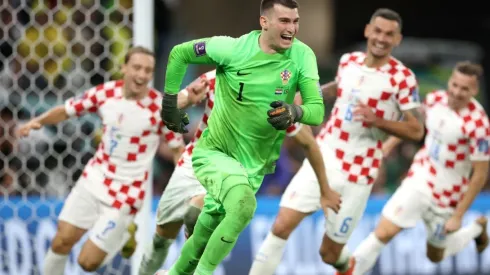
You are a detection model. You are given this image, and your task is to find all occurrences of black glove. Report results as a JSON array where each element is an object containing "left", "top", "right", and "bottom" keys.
[
  {"left": 267, "top": 101, "right": 303, "bottom": 130},
  {"left": 161, "top": 92, "right": 189, "bottom": 133}
]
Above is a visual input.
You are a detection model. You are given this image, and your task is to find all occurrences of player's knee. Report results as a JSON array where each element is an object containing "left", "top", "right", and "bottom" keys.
[
  {"left": 426, "top": 251, "right": 443, "bottom": 263},
  {"left": 271, "top": 215, "right": 295, "bottom": 239},
  {"left": 78, "top": 255, "right": 102, "bottom": 272},
  {"left": 319, "top": 248, "right": 339, "bottom": 265},
  {"left": 224, "top": 185, "right": 257, "bottom": 226},
  {"left": 426, "top": 245, "right": 444, "bottom": 263},
  {"left": 51, "top": 231, "right": 78, "bottom": 254},
  {"left": 183, "top": 205, "right": 202, "bottom": 237},
  {"left": 374, "top": 217, "right": 402, "bottom": 244}
]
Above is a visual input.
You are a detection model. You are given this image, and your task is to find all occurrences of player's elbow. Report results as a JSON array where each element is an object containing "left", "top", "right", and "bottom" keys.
[{"left": 408, "top": 122, "right": 424, "bottom": 142}]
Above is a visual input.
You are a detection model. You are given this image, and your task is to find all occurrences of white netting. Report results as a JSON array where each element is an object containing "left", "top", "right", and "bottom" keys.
[{"left": 1, "top": 1, "right": 134, "bottom": 274}]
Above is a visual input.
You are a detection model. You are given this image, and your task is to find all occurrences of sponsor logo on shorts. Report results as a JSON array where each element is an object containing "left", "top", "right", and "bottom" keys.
[{"left": 193, "top": 41, "right": 206, "bottom": 56}]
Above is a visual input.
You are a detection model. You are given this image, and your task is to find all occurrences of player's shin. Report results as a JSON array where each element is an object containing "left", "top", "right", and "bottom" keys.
[
  {"left": 195, "top": 184, "right": 256, "bottom": 275},
  {"left": 43, "top": 248, "right": 69, "bottom": 275},
  {"left": 138, "top": 233, "right": 175, "bottom": 275},
  {"left": 249, "top": 232, "right": 287, "bottom": 275},
  {"left": 352, "top": 233, "right": 385, "bottom": 275},
  {"left": 184, "top": 205, "right": 202, "bottom": 237},
  {"left": 169, "top": 212, "right": 220, "bottom": 275},
  {"left": 442, "top": 220, "right": 484, "bottom": 258}
]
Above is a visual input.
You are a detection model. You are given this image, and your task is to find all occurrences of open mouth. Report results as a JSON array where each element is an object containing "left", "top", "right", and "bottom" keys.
[
  {"left": 134, "top": 79, "right": 145, "bottom": 88},
  {"left": 373, "top": 42, "right": 388, "bottom": 51},
  {"left": 280, "top": 34, "right": 293, "bottom": 42}
]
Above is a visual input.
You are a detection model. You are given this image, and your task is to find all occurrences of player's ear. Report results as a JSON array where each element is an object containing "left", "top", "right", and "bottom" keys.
[
  {"left": 394, "top": 33, "right": 403, "bottom": 47},
  {"left": 363, "top": 24, "right": 371, "bottom": 39},
  {"left": 260, "top": 15, "right": 268, "bottom": 31}
]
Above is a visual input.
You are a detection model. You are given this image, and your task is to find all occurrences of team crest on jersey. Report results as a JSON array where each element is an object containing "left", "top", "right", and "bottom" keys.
[{"left": 280, "top": 69, "right": 292, "bottom": 85}]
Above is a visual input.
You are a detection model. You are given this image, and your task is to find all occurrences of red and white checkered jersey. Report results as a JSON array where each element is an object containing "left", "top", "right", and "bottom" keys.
[
  {"left": 317, "top": 51, "right": 420, "bottom": 185},
  {"left": 407, "top": 90, "right": 490, "bottom": 208},
  {"left": 177, "top": 70, "right": 302, "bottom": 170},
  {"left": 64, "top": 80, "right": 184, "bottom": 214}
]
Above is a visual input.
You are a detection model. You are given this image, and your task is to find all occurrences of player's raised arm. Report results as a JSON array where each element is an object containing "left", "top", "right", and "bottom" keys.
[
  {"left": 161, "top": 36, "right": 235, "bottom": 133},
  {"left": 16, "top": 105, "right": 69, "bottom": 137}
]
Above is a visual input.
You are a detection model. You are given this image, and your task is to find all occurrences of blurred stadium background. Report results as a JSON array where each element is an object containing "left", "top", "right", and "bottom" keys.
[{"left": 1, "top": 0, "right": 490, "bottom": 274}]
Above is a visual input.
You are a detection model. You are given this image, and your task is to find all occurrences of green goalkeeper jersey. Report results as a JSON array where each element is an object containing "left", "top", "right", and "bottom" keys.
[{"left": 165, "top": 30, "right": 324, "bottom": 176}]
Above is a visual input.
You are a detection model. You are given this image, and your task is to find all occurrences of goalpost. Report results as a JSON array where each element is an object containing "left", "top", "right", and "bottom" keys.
[{"left": 0, "top": 1, "right": 154, "bottom": 274}]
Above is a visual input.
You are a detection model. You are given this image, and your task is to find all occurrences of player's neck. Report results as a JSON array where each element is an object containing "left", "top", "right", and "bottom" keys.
[
  {"left": 364, "top": 54, "right": 390, "bottom": 69},
  {"left": 122, "top": 85, "right": 148, "bottom": 100},
  {"left": 258, "top": 34, "right": 278, "bottom": 54}
]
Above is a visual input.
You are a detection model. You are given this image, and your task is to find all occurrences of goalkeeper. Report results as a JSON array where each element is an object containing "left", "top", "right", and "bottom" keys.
[{"left": 160, "top": 0, "right": 339, "bottom": 274}]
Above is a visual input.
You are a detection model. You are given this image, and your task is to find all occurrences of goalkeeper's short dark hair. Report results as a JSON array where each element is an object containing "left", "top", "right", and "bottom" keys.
[{"left": 260, "top": 0, "right": 299, "bottom": 15}]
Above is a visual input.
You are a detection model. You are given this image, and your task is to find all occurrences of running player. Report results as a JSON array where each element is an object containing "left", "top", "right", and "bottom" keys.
[
  {"left": 249, "top": 8, "right": 425, "bottom": 275},
  {"left": 159, "top": 0, "right": 342, "bottom": 274},
  {"left": 139, "top": 70, "right": 340, "bottom": 275},
  {"left": 348, "top": 61, "right": 489, "bottom": 275},
  {"left": 16, "top": 46, "right": 206, "bottom": 274}
]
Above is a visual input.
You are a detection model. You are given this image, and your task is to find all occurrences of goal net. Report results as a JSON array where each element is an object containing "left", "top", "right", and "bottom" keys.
[{"left": 1, "top": 1, "right": 134, "bottom": 274}]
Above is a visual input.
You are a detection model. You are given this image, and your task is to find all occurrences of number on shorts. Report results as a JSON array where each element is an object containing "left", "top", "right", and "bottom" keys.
[
  {"left": 340, "top": 217, "right": 352, "bottom": 234},
  {"left": 344, "top": 105, "right": 353, "bottom": 121},
  {"left": 429, "top": 141, "right": 440, "bottom": 160},
  {"left": 102, "top": 220, "right": 116, "bottom": 236},
  {"left": 433, "top": 223, "right": 446, "bottom": 240}
]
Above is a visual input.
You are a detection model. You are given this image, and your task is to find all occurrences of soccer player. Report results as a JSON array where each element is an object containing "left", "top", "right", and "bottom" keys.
[
  {"left": 16, "top": 46, "right": 207, "bottom": 274},
  {"left": 138, "top": 70, "right": 340, "bottom": 275},
  {"left": 348, "top": 62, "right": 490, "bottom": 275},
  {"left": 249, "top": 8, "right": 425, "bottom": 275},
  {"left": 158, "top": 0, "right": 343, "bottom": 274}
]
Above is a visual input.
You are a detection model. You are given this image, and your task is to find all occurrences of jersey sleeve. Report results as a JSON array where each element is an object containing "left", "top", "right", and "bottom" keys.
[
  {"left": 467, "top": 113, "right": 490, "bottom": 161},
  {"left": 64, "top": 83, "right": 113, "bottom": 117},
  {"left": 286, "top": 123, "right": 302, "bottom": 137},
  {"left": 297, "top": 47, "right": 324, "bottom": 126},
  {"left": 395, "top": 68, "right": 421, "bottom": 111},
  {"left": 165, "top": 37, "right": 235, "bottom": 94},
  {"left": 161, "top": 125, "right": 185, "bottom": 149}
]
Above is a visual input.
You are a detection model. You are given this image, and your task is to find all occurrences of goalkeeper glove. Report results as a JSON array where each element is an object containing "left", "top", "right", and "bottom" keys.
[
  {"left": 161, "top": 92, "right": 189, "bottom": 133},
  {"left": 267, "top": 100, "right": 303, "bottom": 130}
]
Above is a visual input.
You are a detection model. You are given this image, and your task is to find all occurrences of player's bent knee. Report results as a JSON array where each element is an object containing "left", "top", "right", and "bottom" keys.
[
  {"left": 224, "top": 184, "right": 257, "bottom": 227},
  {"left": 426, "top": 244, "right": 444, "bottom": 263},
  {"left": 319, "top": 235, "right": 344, "bottom": 265},
  {"left": 271, "top": 208, "right": 306, "bottom": 239},
  {"left": 183, "top": 205, "right": 202, "bottom": 236},
  {"left": 78, "top": 240, "right": 107, "bottom": 272},
  {"left": 51, "top": 222, "right": 86, "bottom": 253},
  {"left": 374, "top": 216, "right": 403, "bottom": 243}
]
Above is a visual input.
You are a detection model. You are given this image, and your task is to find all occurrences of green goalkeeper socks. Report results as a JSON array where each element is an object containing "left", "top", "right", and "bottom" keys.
[{"left": 194, "top": 184, "right": 257, "bottom": 275}]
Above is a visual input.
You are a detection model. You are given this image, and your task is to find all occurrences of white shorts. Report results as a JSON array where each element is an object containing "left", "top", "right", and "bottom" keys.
[
  {"left": 156, "top": 165, "right": 206, "bottom": 225},
  {"left": 280, "top": 148, "right": 373, "bottom": 244},
  {"left": 382, "top": 177, "right": 453, "bottom": 248},
  {"left": 58, "top": 181, "right": 133, "bottom": 255}
]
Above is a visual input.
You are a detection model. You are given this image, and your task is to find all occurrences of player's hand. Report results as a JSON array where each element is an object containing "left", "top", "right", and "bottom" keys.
[
  {"left": 187, "top": 77, "right": 210, "bottom": 105},
  {"left": 161, "top": 92, "right": 189, "bottom": 133},
  {"left": 444, "top": 215, "right": 462, "bottom": 234},
  {"left": 267, "top": 101, "right": 303, "bottom": 130},
  {"left": 320, "top": 189, "right": 342, "bottom": 215},
  {"left": 353, "top": 102, "right": 378, "bottom": 127},
  {"left": 16, "top": 120, "right": 42, "bottom": 137}
]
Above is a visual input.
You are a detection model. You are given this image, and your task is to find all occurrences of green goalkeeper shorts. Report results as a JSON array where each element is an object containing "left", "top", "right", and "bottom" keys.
[{"left": 192, "top": 143, "right": 263, "bottom": 215}]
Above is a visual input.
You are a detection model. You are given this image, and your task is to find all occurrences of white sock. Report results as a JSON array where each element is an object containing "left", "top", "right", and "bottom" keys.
[
  {"left": 443, "top": 221, "right": 483, "bottom": 258},
  {"left": 334, "top": 246, "right": 351, "bottom": 272},
  {"left": 43, "top": 248, "right": 69, "bottom": 275},
  {"left": 249, "top": 232, "right": 287, "bottom": 275},
  {"left": 352, "top": 233, "right": 385, "bottom": 275}
]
